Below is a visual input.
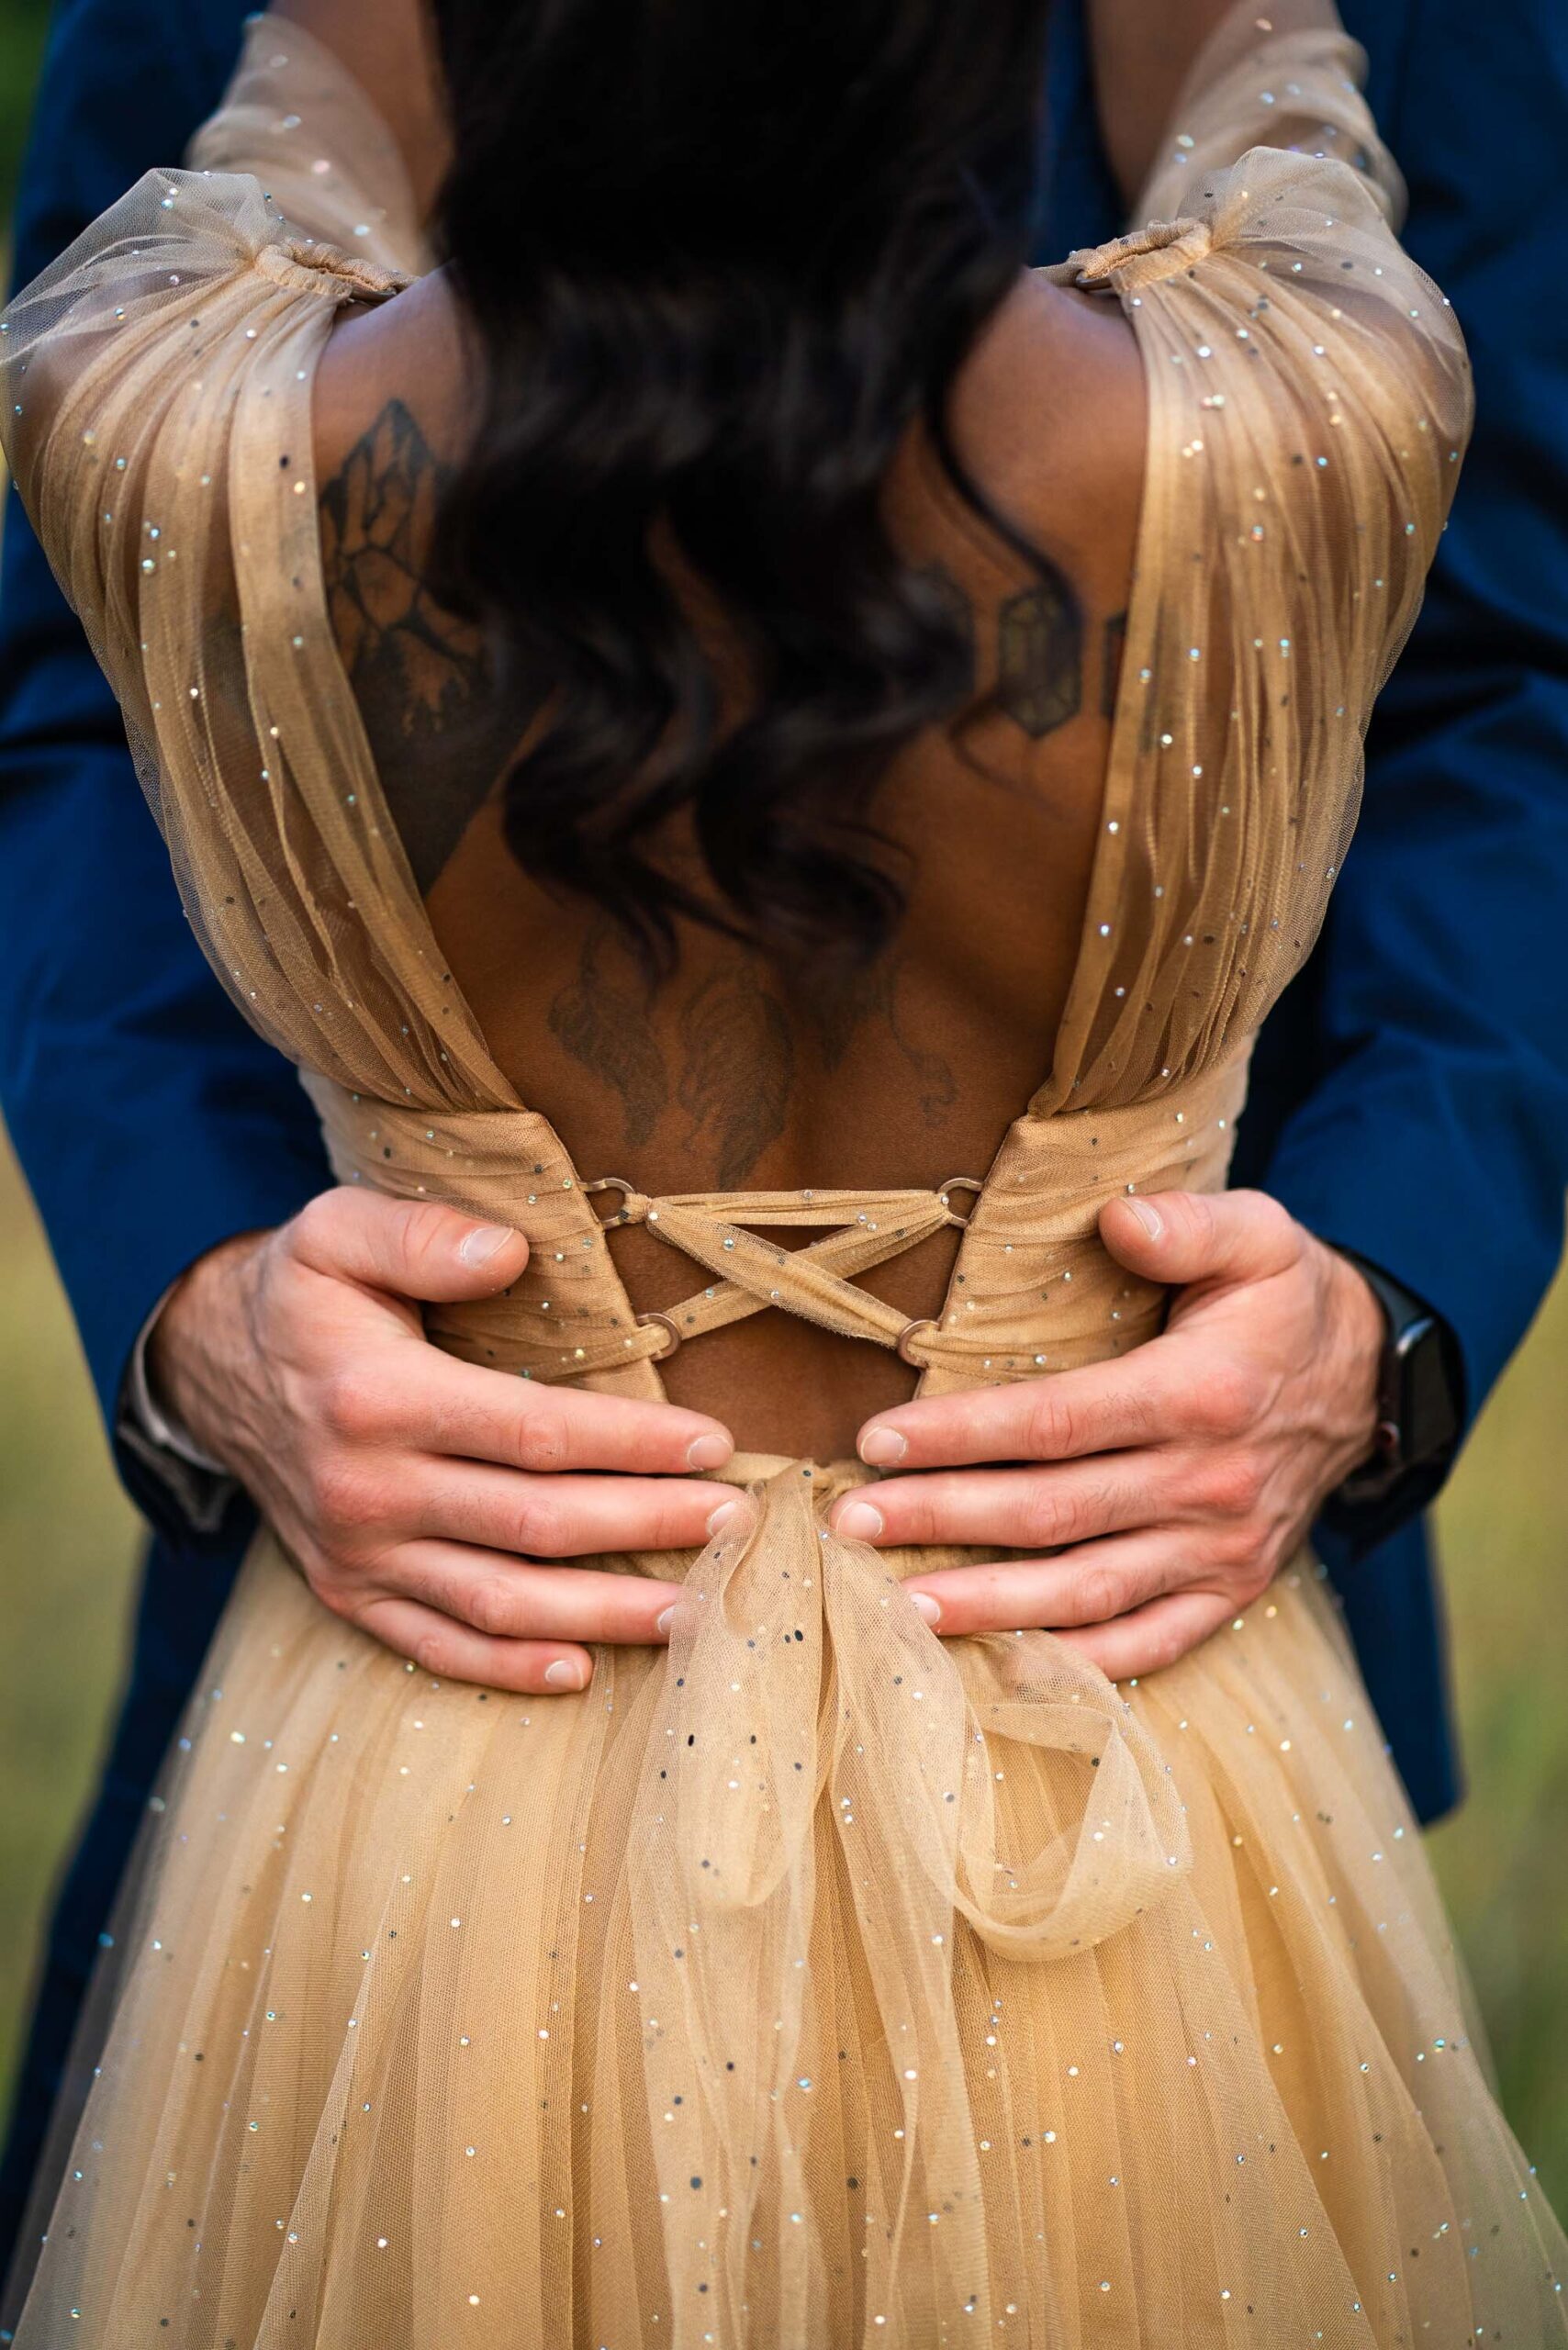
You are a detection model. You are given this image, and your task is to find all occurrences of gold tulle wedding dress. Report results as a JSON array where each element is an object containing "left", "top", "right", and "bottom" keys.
[{"left": 4, "top": 6, "right": 1564, "bottom": 2343}]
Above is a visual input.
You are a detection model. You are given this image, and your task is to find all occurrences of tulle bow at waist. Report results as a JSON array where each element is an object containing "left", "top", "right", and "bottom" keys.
[{"left": 625, "top": 1452, "right": 1192, "bottom": 2324}]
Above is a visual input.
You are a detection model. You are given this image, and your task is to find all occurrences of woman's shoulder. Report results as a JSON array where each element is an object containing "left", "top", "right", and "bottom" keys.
[
  {"left": 929, "top": 267, "right": 1148, "bottom": 601},
  {"left": 312, "top": 264, "right": 473, "bottom": 491}
]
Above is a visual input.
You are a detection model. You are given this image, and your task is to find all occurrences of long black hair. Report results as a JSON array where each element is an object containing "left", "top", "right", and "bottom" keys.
[{"left": 427, "top": 0, "right": 1054, "bottom": 971}]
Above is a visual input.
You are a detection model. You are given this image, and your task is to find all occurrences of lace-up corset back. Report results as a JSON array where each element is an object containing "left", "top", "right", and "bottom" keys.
[
  {"left": 300, "top": 1047, "right": 1252, "bottom": 1401},
  {"left": 0, "top": 7, "right": 1471, "bottom": 1409}
]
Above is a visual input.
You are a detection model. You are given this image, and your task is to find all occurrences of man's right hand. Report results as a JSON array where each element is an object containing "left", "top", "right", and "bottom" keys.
[{"left": 147, "top": 1187, "right": 739, "bottom": 1695}]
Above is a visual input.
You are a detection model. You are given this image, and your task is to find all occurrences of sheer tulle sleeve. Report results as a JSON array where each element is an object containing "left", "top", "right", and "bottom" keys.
[
  {"left": 1135, "top": 7, "right": 1406, "bottom": 229},
  {"left": 185, "top": 13, "right": 427, "bottom": 276},
  {"left": 0, "top": 28, "right": 668, "bottom": 1397},
  {"left": 1036, "top": 3, "right": 1473, "bottom": 1108},
  {"left": 0, "top": 41, "right": 507, "bottom": 1116}
]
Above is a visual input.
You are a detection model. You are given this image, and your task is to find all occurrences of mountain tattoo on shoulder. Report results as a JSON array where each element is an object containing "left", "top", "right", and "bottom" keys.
[{"left": 318, "top": 396, "right": 538, "bottom": 893}]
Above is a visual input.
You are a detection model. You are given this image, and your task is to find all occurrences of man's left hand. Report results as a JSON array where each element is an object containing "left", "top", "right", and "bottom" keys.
[{"left": 825, "top": 1190, "right": 1385, "bottom": 1680}]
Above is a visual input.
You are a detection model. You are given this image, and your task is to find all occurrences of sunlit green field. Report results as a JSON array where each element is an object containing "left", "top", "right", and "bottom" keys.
[{"left": 1, "top": 1127, "right": 1565, "bottom": 2207}]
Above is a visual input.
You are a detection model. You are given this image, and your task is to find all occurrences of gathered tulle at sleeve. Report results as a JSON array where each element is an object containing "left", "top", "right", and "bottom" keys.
[{"left": 1033, "top": 2, "right": 1473, "bottom": 1110}]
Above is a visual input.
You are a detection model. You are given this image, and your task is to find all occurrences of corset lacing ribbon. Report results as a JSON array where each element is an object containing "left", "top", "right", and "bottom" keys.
[{"left": 579, "top": 1174, "right": 982, "bottom": 1370}]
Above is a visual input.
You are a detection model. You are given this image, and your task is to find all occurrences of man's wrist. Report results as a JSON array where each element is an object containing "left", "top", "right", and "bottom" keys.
[
  {"left": 141, "top": 1228, "right": 270, "bottom": 1479},
  {"left": 1326, "top": 1241, "right": 1387, "bottom": 1455},
  {"left": 115, "top": 1245, "right": 262, "bottom": 1536},
  {"left": 125, "top": 1281, "right": 230, "bottom": 1474}
]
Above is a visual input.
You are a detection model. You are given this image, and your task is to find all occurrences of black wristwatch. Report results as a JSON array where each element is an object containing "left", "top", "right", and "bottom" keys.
[{"left": 1323, "top": 1249, "right": 1465, "bottom": 1536}]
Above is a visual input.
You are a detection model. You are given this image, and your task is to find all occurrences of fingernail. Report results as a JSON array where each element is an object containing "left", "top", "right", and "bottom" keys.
[
  {"left": 655, "top": 1605, "right": 677, "bottom": 1637},
  {"left": 858, "top": 1425, "right": 906, "bottom": 1466},
  {"left": 460, "top": 1222, "right": 518, "bottom": 1266},
  {"left": 706, "top": 1499, "right": 742, "bottom": 1537},
  {"left": 543, "top": 1658, "right": 586, "bottom": 1690},
  {"left": 834, "top": 1499, "right": 884, "bottom": 1540},
  {"left": 910, "top": 1591, "right": 941, "bottom": 1628},
  {"left": 1125, "top": 1197, "right": 1163, "bottom": 1240},
  {"left": 687, "top": 1431, "right": 734, "bottom": 1472}
]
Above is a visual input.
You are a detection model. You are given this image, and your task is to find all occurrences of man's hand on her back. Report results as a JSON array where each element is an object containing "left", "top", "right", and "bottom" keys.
[
  {"left": 148, "top": 1188, "right": 737, "bottom": 1695},
  {"left": 829, "top": 1189, "right": 1385, "bottom": 1680}
]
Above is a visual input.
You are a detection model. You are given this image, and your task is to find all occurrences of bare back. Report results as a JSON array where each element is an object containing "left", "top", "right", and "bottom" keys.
[{"left": 312, "top": 268, "right": 1147, "bottom": 1452}]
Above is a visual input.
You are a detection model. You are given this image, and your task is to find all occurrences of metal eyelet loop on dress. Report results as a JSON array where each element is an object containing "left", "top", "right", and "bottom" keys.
[
  {"left": 635, "top": 1309, "right": 682, "bottom": 1360},
  {"left": 895, "top": 1316, "right": 938, "bottom": 1367},
  {"left": 584, "top": 1174, "right": 636, "bottom": 1227},
  {"left": 936, "top": 1176, "right": 982, "bottom": 1227}
]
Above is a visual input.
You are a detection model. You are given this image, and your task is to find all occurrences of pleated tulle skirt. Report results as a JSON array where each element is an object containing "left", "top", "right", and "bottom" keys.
[{"left": 11, "top": 1455, "right": 1565, "bottom": 2347}]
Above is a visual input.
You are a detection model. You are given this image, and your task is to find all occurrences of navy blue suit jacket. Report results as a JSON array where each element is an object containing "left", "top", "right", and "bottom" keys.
[{"left": 3, "top": 0, "right": 1566, "bottom": 2275}]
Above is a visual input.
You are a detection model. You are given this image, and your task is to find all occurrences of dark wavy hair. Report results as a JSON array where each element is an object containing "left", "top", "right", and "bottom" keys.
[{"left": 427, "top": 0, "right": 1055, "bottom": 971}]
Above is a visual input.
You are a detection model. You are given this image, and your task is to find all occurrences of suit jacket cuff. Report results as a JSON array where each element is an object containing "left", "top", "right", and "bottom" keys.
[
  {"left": 116, "top": 1282, "right": 235, "bottom": 1535},
  {"left": 1256, "top": 1066, "right": 1562, "bottom": 1453}
]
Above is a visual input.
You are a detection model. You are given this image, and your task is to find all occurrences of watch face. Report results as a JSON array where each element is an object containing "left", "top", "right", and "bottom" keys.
[
  {"left": 1399, "top": 1312, "right": 1462, "bottom": 1472},
  {"left": 1330, "top": 1259, "right": 1463, "bottom": 1518}
]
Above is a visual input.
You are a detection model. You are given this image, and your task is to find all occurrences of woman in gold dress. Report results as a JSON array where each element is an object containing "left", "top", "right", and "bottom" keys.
[{"left": 2, "top": 0, "right": 1562, "bottom": 2338}]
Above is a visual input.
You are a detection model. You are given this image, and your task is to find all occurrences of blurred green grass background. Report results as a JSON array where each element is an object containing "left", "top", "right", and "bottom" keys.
[{"left": 1, "top": 0, "right": 1564, "bottom": 2219}]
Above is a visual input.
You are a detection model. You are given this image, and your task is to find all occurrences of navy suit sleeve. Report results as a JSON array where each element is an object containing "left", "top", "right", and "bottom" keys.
[
  {"left": 1238, "top": 0, "right": 1568, "bottom": 1442},
  {"left": 0, "top": 0, "right": 330, "bottom": 1530}
]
